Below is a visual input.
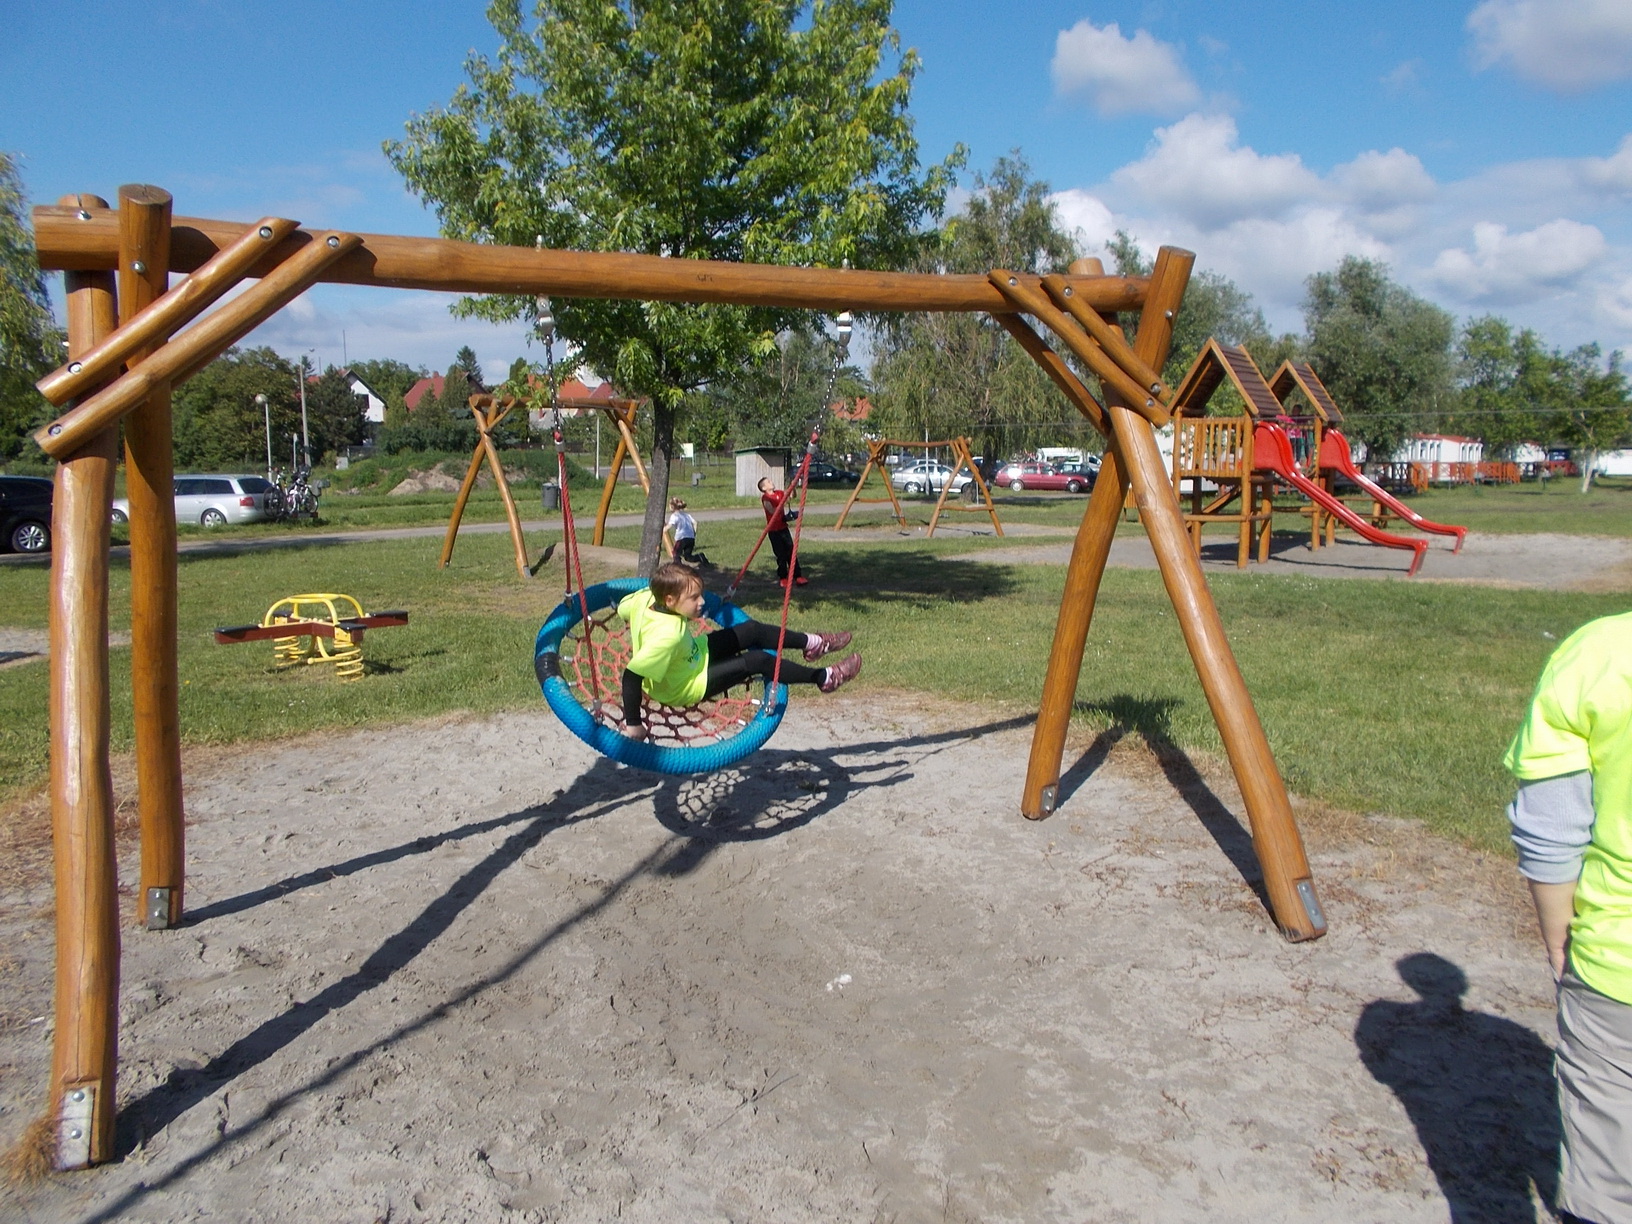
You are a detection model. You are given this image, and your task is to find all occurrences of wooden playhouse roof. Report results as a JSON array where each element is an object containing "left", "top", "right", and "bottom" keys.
[
  {"left": 1268, "top": 360, "right": 1344, "bottom": 424},
  {"left": 1169, "top": 339, "right": 1281, "bottom": 418}
]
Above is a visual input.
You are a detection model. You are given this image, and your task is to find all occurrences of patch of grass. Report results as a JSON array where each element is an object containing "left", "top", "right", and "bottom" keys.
[
  {"left": 3, "top": 528, "right": 1620, "bottom": 853},
  {"left": 1390, "top": 477, "right": 1632, "bottom": 536}
]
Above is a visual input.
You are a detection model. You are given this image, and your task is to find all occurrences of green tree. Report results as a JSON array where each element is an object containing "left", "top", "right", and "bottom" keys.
[
  {"left": 872, "top": 153, "right": 1078, "bottom": 464},
  {"left": 0, "top": 152, "right": 63, "bottom": 462},
  {"left": 1552, "top": 344, "right": 1631, "bottom": 491},
  {"left": 172, "top": 347, "right": 300, "bottom": 471},
  {"left": 305, "top": 366, "right": 372, "bottom": 459},
  {"left": 1302, "top": 256, "right": 1455, "bottom": 460},
  {"left": 704, "top": 326, "right": 865, "bottom": 450},
  {"left": 387, "top": 0, "right": 958, "bottom": 572},
  {"left": 451, "top": 345, "right": 485, "bottom": 391},
  {"left": 1446, "top": 316, "right": 1540, "bottom": 458}
]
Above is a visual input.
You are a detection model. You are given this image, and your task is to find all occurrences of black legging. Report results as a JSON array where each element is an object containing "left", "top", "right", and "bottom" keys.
[
  {"left": 621, "top": 621, "right": 822, "bottom": 724},
  {"left": 768, "top": 529, "right": 804, "bottom": 581}
]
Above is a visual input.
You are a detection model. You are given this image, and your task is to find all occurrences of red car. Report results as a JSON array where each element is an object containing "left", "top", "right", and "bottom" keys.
[{"left": 995, "top": 462, "right": 1093, "bottom": 493}]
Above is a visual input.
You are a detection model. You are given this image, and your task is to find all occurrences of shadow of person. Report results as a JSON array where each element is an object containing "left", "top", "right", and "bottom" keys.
[{"left": 1356, "top": 953, "right": 1560, "bottom": 1222}]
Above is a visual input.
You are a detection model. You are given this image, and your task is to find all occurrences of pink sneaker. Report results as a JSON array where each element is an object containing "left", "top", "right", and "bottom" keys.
[
  {"left": 818, "top": 653, "right": 861, "bottom": 693},
  {"left": 802, "top": 630, "right": 852, "bottom": 662}
]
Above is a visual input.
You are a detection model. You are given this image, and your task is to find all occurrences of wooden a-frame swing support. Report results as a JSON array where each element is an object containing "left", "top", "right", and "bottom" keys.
[
  {"left": 28, "top": 189, "right": 1327, "bottom": 1169},
  {"left": 440, "top": 390, "right": 651, "bottom": 578},
  {"left": 834, "top": 435, "right": 1003, "bottom": 536}
]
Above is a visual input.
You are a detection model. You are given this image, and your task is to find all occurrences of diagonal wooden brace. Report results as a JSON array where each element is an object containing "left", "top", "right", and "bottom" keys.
[
  {"left": 1039, "top": 273, "right": 1172, "bottom": 403},
  {"left": 988, "top": 270, "right": 1171, "bottom": 428},
  {"left": 992, "top": 314, "right": 1110, "bottom": 436},
  {"left": 37, "top": 217, "right": 301, "bottom": 406},
  {"left": 34, "top": 231, "right": 364, "bottom": 459}
]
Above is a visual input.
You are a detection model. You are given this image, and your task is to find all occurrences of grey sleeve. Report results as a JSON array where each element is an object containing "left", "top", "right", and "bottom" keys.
[{"left": 1507, "top": 770, "right": 1594, "bottom": 883}]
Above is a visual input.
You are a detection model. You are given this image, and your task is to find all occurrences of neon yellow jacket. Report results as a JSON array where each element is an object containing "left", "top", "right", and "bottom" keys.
[
  {"left": 618, "top": 587, "right": 708, "bottom": 708},
  {"left": 1506, "top": 610, "right": 1632, "bottom": 1004}
]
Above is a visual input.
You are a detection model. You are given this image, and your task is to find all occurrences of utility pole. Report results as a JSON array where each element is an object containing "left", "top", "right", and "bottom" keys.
[{"left": 256, "top": 394, "right": 271, "bottom": 478}]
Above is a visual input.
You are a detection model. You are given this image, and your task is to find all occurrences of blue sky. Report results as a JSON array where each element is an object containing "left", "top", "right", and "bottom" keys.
[{"left": 4, "top": 0, "right": 1631, "bottom": 379}]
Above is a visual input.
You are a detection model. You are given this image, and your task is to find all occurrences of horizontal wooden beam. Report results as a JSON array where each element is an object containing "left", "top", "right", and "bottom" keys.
[{"left": 33, "top": 204, "right": 1151, "bottom": 315}]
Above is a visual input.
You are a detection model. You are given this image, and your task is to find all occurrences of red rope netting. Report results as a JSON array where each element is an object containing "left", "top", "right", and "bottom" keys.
[{"left": 558, "top": 610, "right": 766, "bottom": 748}]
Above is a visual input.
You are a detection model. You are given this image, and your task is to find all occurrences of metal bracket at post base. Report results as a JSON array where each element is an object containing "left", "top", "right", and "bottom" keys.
[
  {"left": 145, "top": 886, "right": 174, "bottom": 930},
  {"left": 56, "top": 1082, "right": 95, "bottom": 1169},
  {"left": 1282, "top": 879, "right": 1328, "bottom": 942},
  {"left": 1037, "top": 784, "right": 1058, "bottom": 816}
]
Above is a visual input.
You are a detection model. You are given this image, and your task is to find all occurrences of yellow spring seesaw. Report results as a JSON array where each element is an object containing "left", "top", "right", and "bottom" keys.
[{"left": 214, "top": 593, "right": 408, "bottom": 680}]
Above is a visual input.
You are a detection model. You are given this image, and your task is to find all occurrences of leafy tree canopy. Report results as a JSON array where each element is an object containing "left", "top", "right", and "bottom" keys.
[
  {"left": 1302, "top": 256, "right": 1454, "bottom": 459},
  {"left": 387, "top": 0, "right": 960, "bottom": 569},
  {"left": 0, "top": 153, "right": 62, "bottom": 462},
  {"left": 872, "top": 153, "right": 1082, "bottom": 463}
]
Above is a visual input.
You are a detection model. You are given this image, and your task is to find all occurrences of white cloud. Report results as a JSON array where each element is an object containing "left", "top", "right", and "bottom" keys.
[
  {"left": 1049, "top": 188, "right": 1119, "bottom": 252},
  {"left": 1051, "top": 19, "right": 1200, "bottom": 117},
  {"left": 1111, "top": 114, "right": 1323, "bottom": 230},
  {"left": 1333, "top": 148, "right": 1436, "bottom": 212},
  {"left": 1428, "top": 219, "right": 1608, "bottom": 303},
  {"left": 1467, "top": 0, "right": 1632, "bottom": 92},
  {"left": 1576, "top": 133, "right": 1632, "bottom": 194}
]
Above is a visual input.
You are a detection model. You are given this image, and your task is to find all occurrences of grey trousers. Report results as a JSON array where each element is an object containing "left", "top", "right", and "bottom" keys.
[{"left": 1558, "top": 971, "right": 1632, "bottom": 1224}]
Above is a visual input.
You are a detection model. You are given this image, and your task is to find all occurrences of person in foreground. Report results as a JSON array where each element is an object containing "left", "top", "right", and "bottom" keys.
[
  {"left": 1506, "top": 610, "right": 1632, "bottom": 1224},
  {"left": 617, "top": 563, "right": 860, "bottom": 741},
  {"left": 758, "top": 475, "right": 805, "bottom": 586}
]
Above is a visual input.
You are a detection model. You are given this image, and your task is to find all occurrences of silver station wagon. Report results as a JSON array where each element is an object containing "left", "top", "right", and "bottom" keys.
[{"left": 112, "top": 474, "right": 277, "bottom": 527}]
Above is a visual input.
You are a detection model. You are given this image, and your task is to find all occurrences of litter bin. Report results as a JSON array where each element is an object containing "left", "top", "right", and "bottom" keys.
[{"left": 541, "top": 481, "right": 561, "bottom": 511}]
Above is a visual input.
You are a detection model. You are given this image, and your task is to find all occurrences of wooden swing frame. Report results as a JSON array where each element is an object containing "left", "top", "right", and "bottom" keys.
[
  {"left": 438, "top": 390, "right": 651, "bottom": 577},
  {"left": 833, "top": 435, "right": 1002, "bottom": 537},
  {"left": 28, "top": 187, "right": 1327, "bottom": 1169}
]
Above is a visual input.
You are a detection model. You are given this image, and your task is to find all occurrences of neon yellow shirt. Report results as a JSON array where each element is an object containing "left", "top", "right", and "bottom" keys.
[
  {"left": 618, "top": 587, "right": 708, "bottom": 708},
  {"left": 1505, "top": 610, "right": 1632, "bottom": 1004}
]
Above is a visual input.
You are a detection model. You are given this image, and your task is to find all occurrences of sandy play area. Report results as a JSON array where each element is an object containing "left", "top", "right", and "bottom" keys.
[{"left": 1, "top": 692, "right": 1561, "bottom": 1223}]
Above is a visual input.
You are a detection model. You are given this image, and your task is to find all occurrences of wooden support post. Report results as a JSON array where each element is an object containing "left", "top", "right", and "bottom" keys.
[
  {"left": 834, "top": 439, "right": 907, "bottom": 529},
  {"left": 478, "top": 406, "right": 531, "bottom": 579},
  {"left": 1110, "top": 250, "right": 1324, "bottom": 942},
  {"left": 1022, "top": 445, "right": 1130, "bottom": 818},
  {"left": 49, "top": 196, "right": 121, "bottom": 1169},
  {"left": 119, "top": 185, "right": 185, "bottom": 930},
  {"left": 1021, "top": 257, "right": 1129, "bottom": 819},
  {"left": 440, "top": 399, "right": 530, "bottom": 578},
  {"left": 592, "top": 426, "right": 631, "bottom": 548}
]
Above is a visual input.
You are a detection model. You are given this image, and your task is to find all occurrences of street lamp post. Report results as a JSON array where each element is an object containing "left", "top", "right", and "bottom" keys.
[
  {"left": 297, "top": 352, "right": 314, "bottom": 470},
  {"left": 256, "top": 394, "right": 271, "bottom": 478}
]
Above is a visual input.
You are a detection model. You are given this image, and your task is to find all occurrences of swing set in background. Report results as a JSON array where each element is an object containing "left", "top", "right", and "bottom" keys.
[{"left": 31, "top": 184, "right": 1327, "bottom": 1169}]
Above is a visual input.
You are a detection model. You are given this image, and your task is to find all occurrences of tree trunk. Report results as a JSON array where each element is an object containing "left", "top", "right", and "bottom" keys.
[
  {"left": 1580, "top": 450, "right": 1598, "bottom": 494},
  {"left": 638, "top": 397, "right": 676, "bottom": 575}
]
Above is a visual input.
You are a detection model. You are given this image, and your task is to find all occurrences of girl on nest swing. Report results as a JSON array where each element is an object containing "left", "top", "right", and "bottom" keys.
[{"left": 617, "top": 563, "right": 860, "bottom": 741}]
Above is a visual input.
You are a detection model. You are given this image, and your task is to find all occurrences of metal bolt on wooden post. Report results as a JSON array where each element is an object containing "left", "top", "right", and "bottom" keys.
[{"left": 48, "top": 195, "right": 122, "bottom": 1168}]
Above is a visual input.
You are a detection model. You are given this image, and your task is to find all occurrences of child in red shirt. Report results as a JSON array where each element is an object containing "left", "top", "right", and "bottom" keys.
[{"left": 758, "top": 476, "right": 806, "bottom": 586}]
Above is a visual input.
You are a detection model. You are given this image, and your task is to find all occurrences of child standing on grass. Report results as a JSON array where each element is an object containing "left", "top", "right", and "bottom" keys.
[
  {"left": 616, "top": 562, "right": 859, "bottom": 741},
  {"left": 1506, "top": 610, "right": 1632, "bottom": 1224},
  {"left": 663, "top": 497, "right": 704, "bottom": 566},
  {"left": 758, "top": 476, "right": 806, "bottom": 587}
]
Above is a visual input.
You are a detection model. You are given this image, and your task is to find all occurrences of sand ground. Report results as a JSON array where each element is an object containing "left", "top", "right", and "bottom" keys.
[{"left": 1, "top": 695, "right": 1562, "bottom": 1223}]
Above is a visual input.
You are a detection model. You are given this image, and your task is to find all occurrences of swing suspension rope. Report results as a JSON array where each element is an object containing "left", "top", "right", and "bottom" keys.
[{"left": 534, "top": 302, "right": 851, "bottom": 771}]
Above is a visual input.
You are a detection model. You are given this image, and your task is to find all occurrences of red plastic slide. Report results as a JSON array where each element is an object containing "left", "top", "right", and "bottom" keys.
[
  {"left": 1253, "top": 423, "right": 1428, "bottom": 576},
  {"left": 1317, "top": 429, "right": 1467, "bottom": 552}
]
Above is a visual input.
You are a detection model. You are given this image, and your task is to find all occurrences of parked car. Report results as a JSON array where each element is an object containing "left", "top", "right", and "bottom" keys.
[
  {"left": 806, "top": 461, "right": 860, "bottom": 485},
  {"left": 0, "top": 474, "right": 53, "bottom": 554},
  {"left": 995, "top": 462, "right": 1093, "bottom": 493},
  {"left": 890, "top": 460, "right": 973, "bottom": 495},
  {"left": 112, "top": 474, "right": 278, "bottom": 527}
]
